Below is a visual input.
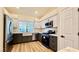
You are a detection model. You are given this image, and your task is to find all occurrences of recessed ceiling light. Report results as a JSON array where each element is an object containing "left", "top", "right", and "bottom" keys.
[{"left": 35, "top": 11, "right": 38, "bottom": 14}]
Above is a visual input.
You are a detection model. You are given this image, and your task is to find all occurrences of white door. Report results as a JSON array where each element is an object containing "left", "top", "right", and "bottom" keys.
[
  {"left": 59, "top": 8, "right": 79, "bottom": 50},
  {"left": 58, "top": 11, "right": 65, "bottom": 50}
]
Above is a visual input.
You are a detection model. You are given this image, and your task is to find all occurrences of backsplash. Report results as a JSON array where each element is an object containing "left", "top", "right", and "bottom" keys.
[
  {"left": 42, "top": 27, "right": 57, "bottom": 34},
  {"left": 34, "top": 28, "right": 42, "bottom": 33}
]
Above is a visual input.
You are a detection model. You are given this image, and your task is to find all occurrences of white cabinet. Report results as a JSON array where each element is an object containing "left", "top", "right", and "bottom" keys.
[
  {"left": 41, "top": 20, "right": 45, "bottom": 28},
  {"left": 40, "top": 19, "right": 48, "bottom": 28},
  {"left": 34, "top": 21, "right": 40, "bottom": 28},
  {"left": 39, "top": 21, "right": 42, "bottom": 28},
  {"left": 40, "top": 14, "right": 58, "bottom": 28},
  {"left": 49, "top": 14, "right": 58, "bottom": 27},
  {"left": 58, "top": 8, "right": 79, "bottom": 50}
]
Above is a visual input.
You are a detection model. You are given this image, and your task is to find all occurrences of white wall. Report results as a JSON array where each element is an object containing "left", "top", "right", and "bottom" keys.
[
  {"left": 0, "top": 8, "right": 3, "bottom": 52},
  {"left": 40, "top": 8, "right": 58, "bottom": 21}
]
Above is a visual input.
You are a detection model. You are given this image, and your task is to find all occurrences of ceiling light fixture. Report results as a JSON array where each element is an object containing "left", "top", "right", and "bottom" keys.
[{"left": 34, "top": 10, "right": 38, "bottom": 14}]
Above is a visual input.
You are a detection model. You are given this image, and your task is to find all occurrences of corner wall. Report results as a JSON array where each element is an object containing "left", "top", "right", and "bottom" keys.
[{"left": 0, "top": 8, "right": 4, "bottom": 52}]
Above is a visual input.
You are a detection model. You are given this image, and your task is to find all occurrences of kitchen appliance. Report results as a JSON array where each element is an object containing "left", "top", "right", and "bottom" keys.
[
  {"left": 45, "top": 21, "right": 53, "bottom": 28},
  {"left": 42, "top": 34, "right": 50, "bottom": 47},
  {"left": 41, "top": 30, "right": 55, "bottom": 47},
  {"left": 45, "top": 22, "right": 50, "bottom": 26},
  {"left": 4, "top": 15, "right": 13, "bottom": 43}
]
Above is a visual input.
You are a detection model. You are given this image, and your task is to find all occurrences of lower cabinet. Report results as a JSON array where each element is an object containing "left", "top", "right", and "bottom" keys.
[
  {"left": 35, "top": 33, "right": 42, "bottom": 42},
  {"left": 22, "top": 36, "right": 32, "bottom": 42},
  {"left": 13, "top": 33, "right": 32, "bottom": 44},
  {"left": 35, "top": 33, "right": 39, "bottom": 40},
  {"left": 38, "top": 34, "right": 42, "bottom": 42},
  {"left": 13, "top": 33, "right": 22, "bottom": 43},
  {"left": 49, "top": 36, "right": 57, "bottom": 52}
]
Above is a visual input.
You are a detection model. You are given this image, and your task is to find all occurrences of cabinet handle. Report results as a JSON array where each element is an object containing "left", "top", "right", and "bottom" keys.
[{"left": 61, "top": 35, "right": 65, "bottom": 38}]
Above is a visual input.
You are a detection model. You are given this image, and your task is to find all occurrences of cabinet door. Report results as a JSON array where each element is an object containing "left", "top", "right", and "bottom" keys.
[
  {"left": 59, "top": 8, "right": 79, "bottom": 50},
  {"left": 49, "top": 36, "right": 57, "bottom": 52},
  {"left": 39, "top": 21, "right": 42, "bottom": 28},
  {"left": 22, "top": 36, "right": 32, "bottom": 42},
  {"left": 34, "top": 22, "right": 37, "bottom": 28},
  {"left": 41, "top": 19, "right": 48, "bottom": 28},
  {"left": 49, "top": 14, "right": 58, "bottom": 27},
  {"left": 13, "top": 34, "right": 22, "bottom": 43},
  {"left": 42, "top": 20, "right": 45, "bottom": 28},
  {"left": 34, "top": 21, "right": 40, "bottom": 28}
]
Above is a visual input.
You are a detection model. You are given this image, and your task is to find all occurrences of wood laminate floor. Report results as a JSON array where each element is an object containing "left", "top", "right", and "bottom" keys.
[{"left": 10, "top": 41, "right": 53, "bottom": 52}]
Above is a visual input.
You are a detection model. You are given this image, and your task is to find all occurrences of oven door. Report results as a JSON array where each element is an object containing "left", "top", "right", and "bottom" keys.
[{"left": 42, "top": 34, "right": 49, "bottom": 47}]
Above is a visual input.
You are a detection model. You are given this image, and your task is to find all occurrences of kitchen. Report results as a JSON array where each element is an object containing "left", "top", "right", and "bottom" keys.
[{"left": 1, "top": 7, "right": 79, "bottom": 52}]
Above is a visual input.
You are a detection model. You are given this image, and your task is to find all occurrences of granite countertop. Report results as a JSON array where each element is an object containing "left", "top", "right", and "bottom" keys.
[
  {"left": 58, "top": 47, "right": 79, "bottom": 52},
  {"left": 13, "top": 32, "right": 43, "bottom": 34},
  {"left": 49, "top": 34, "right": 58, "bottom": 36},
  {"left": 13, "top": 32, "right": 23, "bottom": 34},
  {"left": 13, "top": 32, "right": 41, "bottom": 36}
]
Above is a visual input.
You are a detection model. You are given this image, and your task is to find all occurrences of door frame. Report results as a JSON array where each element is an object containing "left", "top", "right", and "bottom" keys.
[
  {"left": 78, "top": 8, "right": 79, "bottom": 49},
  {"left": 3, "top": 14, "right": 6, "bottom": 52}
]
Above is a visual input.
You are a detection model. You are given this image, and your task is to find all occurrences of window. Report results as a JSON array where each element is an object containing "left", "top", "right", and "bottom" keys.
[{"left": 19, "top": 21, "right": 34, "bottom": 32}]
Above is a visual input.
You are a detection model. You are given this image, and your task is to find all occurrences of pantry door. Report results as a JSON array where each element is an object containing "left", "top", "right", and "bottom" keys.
[{"left": 60, "top": 8, "right": 79, "bottom": 49}]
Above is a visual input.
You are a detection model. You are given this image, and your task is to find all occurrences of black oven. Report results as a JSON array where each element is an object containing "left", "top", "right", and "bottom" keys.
[
  {"left": 41, "top": 30, "right": 55, "bottom": 48},
  {"left": 41, "top": 34, "right": 50, "bottom": 48}
]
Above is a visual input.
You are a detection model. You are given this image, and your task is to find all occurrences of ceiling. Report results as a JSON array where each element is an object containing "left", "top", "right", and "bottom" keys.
[{"left": 5, "top": 7, "right": 56, "bottom": 19}]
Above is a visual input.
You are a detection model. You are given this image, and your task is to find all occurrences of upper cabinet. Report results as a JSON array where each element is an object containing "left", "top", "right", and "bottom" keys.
[
  {"left": 34, "top": 21, "right": 41, "bottom": 28},
  {"left": 41, "top": 14, "right": 58, "bottom": 28},
  {"left": 49, "top": 14, "right": 58, "bottom": 27},
  {"left": 40, "top": 19, "right": 48, "bottom": 28},
  {"left": 39, "top": 14, "right": 58, "bottom": 28}
]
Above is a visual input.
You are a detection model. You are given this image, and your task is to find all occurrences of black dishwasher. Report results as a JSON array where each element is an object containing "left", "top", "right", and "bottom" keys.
[{"left": 49, "top": 36, "right": 57, "bottom": 52}]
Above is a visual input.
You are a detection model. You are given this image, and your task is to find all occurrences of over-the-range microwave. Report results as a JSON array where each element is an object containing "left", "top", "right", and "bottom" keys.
[{"left": 45, "top": 21, "right": 53, "bottom": 28}]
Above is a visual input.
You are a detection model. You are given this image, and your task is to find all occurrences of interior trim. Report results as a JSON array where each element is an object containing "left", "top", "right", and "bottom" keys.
[{"left": 3, "top": 14, "right": 6, "bottom": 52}]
